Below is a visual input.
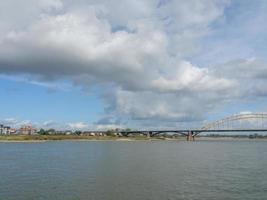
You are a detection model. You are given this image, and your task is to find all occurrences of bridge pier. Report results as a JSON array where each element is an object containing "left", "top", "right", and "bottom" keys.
[
  {"left": 187, "top": 131, "right": 195, "bottom": 141},
  {"left": 147, "top": 132, "right": 152, "bottom": 138}
]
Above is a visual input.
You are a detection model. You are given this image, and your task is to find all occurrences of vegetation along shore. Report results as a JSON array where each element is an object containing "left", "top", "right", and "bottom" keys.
[{"left": 0, "top": 134, "right": 267, "bottom": 141}]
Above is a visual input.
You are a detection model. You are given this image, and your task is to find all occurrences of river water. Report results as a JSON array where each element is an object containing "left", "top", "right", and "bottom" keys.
[{"left": 0, "top": 140, "right": 267, "bottom": 200}]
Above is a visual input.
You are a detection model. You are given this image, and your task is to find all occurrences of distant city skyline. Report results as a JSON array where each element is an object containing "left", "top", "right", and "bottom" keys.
[{"left": 1, "top": 0, "right": 267, "bottom": 130}]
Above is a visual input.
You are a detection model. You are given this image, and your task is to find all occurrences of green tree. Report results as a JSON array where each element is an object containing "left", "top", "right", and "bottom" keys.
[
  {"left": 38, "top": 128, "right": 47, "bottom": 135},
  {"left": 74, "top": 131, "right": 82, "bottom": 135},
  {"left": 106, "top": 129, "right": 115, "bottom": 136}
]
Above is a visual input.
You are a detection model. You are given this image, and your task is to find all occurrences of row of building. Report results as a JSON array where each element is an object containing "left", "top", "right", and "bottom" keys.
[
  {"left": 0, "top": 124, "right": 123, "bottom": 136},
  {"left": 0, "top": 124, "right": 37, "bottom": 135},
  {"left": 0, "top": 124, "right": 109, "bottom": 136}
]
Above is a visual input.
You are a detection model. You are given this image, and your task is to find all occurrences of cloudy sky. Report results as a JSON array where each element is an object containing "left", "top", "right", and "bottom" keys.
[{"left": 0, "top": 0, "right": 267, "bottom": 130}]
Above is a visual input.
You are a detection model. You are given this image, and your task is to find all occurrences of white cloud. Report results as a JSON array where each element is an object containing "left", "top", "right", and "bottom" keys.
[
  {"left": 67, "top": 122, "right": 89, "bottom": 130},
  {"left": 0, "top": 118, "right": 32, "bottom": 127},
  {"left": 43, "top": 120, "right": 58, "bottom": 128},
  {"left": 38, "top": 0, "right": 63, "bottom": 10},
  {"left": 151, "top": 61, "right": 234, "bottom": 92},
  {"left": 239, "top": 111, "right": 252, "bottom": 115},
  {"left": 94, "top": 124, "right": 124, "bottom": 131}
]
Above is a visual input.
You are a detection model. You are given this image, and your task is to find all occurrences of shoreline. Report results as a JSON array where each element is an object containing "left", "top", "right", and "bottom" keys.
[
  {"left": 0, "top": 138, "right": 163, "bottom": 142},
  {"left": 0, "top": 135, "right": 163, "bottom": 142},
  {"left": 1, "top": 136, "right": 267, "bottom": 142}
]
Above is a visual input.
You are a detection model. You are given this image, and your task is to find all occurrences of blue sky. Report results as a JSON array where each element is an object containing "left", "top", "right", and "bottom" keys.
[
  {"left": 0, "top": 0, "right": 267, "bottom": 130},
  {"left": 0, "top": 76, "right": 103, "bottom": 129}
]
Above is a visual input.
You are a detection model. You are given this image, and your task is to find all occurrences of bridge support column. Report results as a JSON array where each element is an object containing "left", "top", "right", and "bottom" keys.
[
  {"left": 187, "top": 131, "right": 195, "bottom": 141},
  {"left": 147, "top": 132, "right": 151, "bottom": 138}
]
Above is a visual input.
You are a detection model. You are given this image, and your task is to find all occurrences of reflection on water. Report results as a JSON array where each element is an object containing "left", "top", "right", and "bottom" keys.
[{"left": 0, "top": 140, "right": 267, "bottom": 200}]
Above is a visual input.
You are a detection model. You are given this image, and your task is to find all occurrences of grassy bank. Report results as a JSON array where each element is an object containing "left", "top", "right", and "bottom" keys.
[
  {"left": 2, "top": 135, "right": 266, "bottom": 141},
  {"left": 0, "top": 134, "right": 156, "bottom": 141}
]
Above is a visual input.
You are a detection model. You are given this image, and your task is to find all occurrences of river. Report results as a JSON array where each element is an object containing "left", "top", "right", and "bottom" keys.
[{"left": 0, "top": 140, "right": 266, "bottom": 200}]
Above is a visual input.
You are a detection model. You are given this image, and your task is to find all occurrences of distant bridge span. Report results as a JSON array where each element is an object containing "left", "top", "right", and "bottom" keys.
[{"left": 119, "top": 113, "right": 267, "bottom": 141}]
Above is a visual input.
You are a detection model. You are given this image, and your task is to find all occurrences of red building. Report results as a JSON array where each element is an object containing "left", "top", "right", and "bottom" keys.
[{"left": 19, "top": 125, "right": 37, "bottom": 135}]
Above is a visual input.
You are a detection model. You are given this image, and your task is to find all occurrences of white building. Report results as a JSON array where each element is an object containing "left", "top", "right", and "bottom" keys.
[{"left": 0, "top": 124, "right": 11, "bottom": 135}]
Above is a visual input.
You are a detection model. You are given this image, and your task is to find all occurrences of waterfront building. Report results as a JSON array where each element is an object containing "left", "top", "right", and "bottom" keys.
[
  {"left": 90, "top": 132, "right": 96, "bottom": 136},
  {"left": 0, "top": 124, "right": 11, "bottom": 135},
  {"left": 82, "top": 131, "right": 105, "bottom": 136},
  {"left": 19, "top": 125, "right": 37, "bottom": 135},
  {"left": 81, "top": 131, "right": 95, "bottom": 136},
  {"left": 9, "top": 128, "right": 17, "bottom": 134},
  {"left": 98, "top": 132, "right": 104, "bottom": 136},
  {"left": 55, "top": 130, "right": 67, "bottom": 135}
]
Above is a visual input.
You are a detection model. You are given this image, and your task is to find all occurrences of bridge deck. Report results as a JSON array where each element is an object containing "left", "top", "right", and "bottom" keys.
[{"left": 120, "top": 129, "right": 267, "bottom": 133}]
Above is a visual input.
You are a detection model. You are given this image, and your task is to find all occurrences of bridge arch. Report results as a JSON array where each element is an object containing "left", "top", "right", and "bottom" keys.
[{"left": 201, "top": 113, "right": 267, "bottom": 130}]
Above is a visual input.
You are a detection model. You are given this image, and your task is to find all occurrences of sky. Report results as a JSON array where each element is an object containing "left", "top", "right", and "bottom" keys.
[{"left": 0, "top": 0, "right": 267, "bottom": 130}]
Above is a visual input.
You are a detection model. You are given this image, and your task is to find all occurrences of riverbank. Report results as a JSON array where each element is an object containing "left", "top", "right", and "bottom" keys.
[
  {"left": 197, "top": 137, "right": 267, "bottom": 141},
  {"left": 1, "top": 135, "right": 266, "bottom": 142},
  {"left": 0, "top": 135, "right": 167, "bottom": 141}
]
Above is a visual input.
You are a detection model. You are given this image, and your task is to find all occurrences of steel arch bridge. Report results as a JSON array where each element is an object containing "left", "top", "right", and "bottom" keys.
[
  {"left": 119, "top": 112, "right": 267, "bottom": 141},
  {"left": 201, "top": 113, "right": 267, "bottom": 130}
]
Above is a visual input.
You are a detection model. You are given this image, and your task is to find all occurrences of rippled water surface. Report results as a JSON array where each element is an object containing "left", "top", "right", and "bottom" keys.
[{"left": 0, "top": 140, "right": 267, "bottom": 200}]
